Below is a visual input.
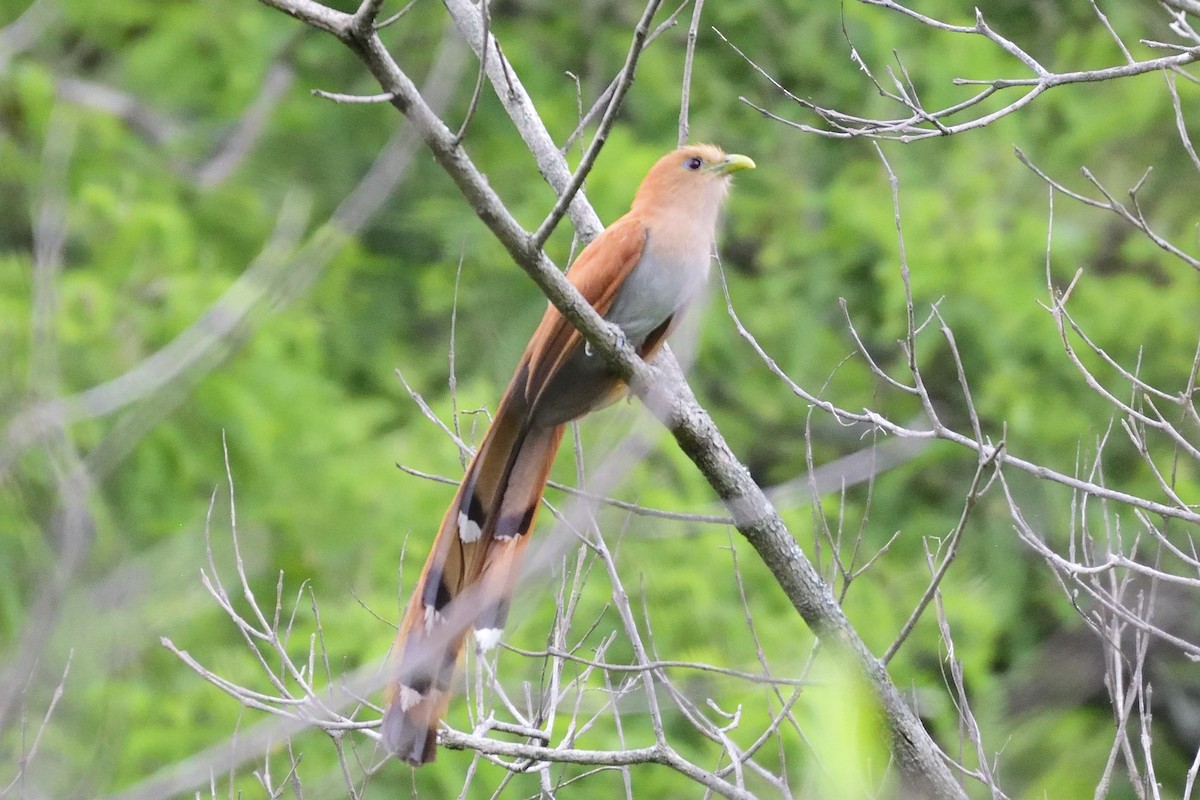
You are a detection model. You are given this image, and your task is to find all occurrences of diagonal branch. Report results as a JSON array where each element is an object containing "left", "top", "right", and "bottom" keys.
[
  {"left": 255, "top": 2, "right": 967, "bottom": 797},
  {"left": 530, "top": 0, "right": 665, "bottom": 249}
]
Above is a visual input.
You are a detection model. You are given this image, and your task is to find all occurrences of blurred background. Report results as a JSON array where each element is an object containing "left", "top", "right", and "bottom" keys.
[{"left": 1, "top": 0, "right": 1198, "bottom": 797}]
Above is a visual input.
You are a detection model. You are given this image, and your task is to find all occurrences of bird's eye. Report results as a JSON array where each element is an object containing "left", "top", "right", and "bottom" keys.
[{"left": 684, "top": 156, "right": 703, "bottom": 171}]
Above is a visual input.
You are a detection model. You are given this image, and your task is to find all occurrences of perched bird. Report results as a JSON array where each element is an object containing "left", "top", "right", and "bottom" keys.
[{"left": 382, "top": 144, "right": 754, "bottom": 765}]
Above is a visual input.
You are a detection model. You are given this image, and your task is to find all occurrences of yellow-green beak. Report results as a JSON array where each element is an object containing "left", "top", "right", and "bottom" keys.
[{"left": 713, "top": 153, "right": 756, "bottom": 175}]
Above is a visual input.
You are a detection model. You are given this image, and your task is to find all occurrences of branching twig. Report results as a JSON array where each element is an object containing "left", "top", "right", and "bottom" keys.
[{"left": 723, "top": 4, "right": 1200, "bottom": 142}]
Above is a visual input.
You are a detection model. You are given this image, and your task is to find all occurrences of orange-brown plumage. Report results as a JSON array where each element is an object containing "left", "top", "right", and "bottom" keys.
[{"left": 382, "top": 144, "right": 754, "bottom": 765}]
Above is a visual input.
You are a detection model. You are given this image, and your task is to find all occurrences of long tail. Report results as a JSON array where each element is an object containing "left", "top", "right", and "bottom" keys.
[{"left": 382, "top": 392, "right": 564, "bottom": 765}]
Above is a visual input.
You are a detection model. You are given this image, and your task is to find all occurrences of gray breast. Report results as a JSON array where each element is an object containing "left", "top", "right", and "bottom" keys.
[{"left": 604, "top": 232, "right": 711, "bottom": 346}]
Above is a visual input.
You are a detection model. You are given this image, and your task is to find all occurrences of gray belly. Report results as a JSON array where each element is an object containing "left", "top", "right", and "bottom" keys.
[
  {"left": 604, "top": 244, "right": 710, "bottom": 346},
  {"left": 529, "top": 241, "right": 710, "bottom": 428}
]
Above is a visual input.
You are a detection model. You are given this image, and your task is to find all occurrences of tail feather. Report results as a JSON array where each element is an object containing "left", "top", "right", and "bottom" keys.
[
  {"left": 381, "top": 396, "right": 564, "bottom": 764},
  {"left": 381, "top": 677, "right": 449, "bottom": 765},
  {"left": 472, "top": 424, "right": 563, "bottom": 644}
]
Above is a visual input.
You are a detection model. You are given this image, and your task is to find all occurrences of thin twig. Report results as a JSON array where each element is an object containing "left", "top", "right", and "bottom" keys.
[{"left": 678, "top": 0, "right": 705, "bottom": 147}]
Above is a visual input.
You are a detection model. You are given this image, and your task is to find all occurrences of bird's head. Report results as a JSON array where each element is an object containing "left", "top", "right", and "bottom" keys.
[{"left": 630, "top": 144, "right": 755, "bottom": 225}]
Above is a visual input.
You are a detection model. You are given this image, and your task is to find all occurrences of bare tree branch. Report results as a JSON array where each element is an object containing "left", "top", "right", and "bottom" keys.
[
  {"left": 724, "top": 3, "right": 1200, "bottom": 142},
  {"left": 250, "top": 2, "right": 967, "bottom": 795}
]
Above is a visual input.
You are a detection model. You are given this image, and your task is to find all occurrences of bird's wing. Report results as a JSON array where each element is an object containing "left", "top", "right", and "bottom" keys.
[
  {"left": 425, "top": 215, "right": 646, "bottom": 594},
  {"left": 520, "top": 214, "right": 647, "bottom": 406}
]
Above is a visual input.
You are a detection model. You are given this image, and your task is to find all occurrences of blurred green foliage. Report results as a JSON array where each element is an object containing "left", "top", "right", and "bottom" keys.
[{"left": 1, "top": 0, "right": 1197, "bottom": 797}]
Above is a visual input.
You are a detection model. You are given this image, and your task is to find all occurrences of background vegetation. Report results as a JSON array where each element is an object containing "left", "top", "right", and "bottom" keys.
[{"left": 1, "top": 0, "right": 1197, "bottom": 797}]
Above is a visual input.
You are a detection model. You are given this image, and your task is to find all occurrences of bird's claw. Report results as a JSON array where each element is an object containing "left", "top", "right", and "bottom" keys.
[{"left": 584, "top": 328, "right": 627, "bottom": 358}]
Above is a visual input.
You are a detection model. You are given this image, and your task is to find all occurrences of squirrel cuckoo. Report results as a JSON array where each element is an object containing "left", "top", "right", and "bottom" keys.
[{"left": 382, "top": 144, "right": 754, "bottom": 764}]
